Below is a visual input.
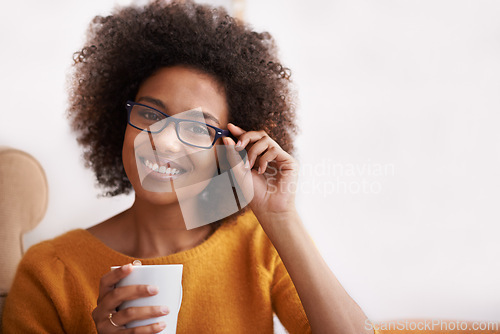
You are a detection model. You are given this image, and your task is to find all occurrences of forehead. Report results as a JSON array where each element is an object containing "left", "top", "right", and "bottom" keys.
[{"left": 135, "top": 66, "right": 229, "bottom": 126}]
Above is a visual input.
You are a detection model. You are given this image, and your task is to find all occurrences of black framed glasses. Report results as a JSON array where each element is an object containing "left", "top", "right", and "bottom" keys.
[{"left": 126, "top": 101, "right": 231, "bottom": 149}]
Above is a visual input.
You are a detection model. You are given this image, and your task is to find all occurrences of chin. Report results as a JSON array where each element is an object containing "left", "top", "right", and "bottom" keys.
[{"left": 134, "top": 186, "right": 181, "bottom": 205}]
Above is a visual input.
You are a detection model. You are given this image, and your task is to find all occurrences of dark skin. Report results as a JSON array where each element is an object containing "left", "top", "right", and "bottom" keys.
[
  {"left": 89, "top": 66, "right": 372, "bottom": 334},
  {"left": 88, "top": 66, "right": 227, "bottom": 259},
  {"left": 89, "top": 66, "right": 227, "bottom": 332}
]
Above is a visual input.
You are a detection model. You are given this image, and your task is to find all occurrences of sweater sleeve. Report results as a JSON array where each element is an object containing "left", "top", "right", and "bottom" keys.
[
  {"left": 2, "top": 243, "right": 74, "bottom": 333},
  {"left": 270, "top": 252, "right": 312, "bottom": 334}
]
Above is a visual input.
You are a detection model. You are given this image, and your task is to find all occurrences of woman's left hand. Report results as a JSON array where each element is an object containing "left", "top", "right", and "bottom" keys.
[{"left": 222, "top": 123, "right": 299, "bottom": 218}]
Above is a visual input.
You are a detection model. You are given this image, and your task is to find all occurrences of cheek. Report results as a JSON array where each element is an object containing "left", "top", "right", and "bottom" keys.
[
  {"left": 122, "top": 128, "right": 138, "bottom": 176},
  {"left": 189, "top": 148, "right": 217, "bottom": 174},
  {"left": 123, "top": 127, "right": 156, "bottom": 160}
]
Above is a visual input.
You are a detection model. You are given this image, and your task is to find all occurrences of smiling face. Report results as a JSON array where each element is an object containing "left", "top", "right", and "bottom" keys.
[{"left": 122, "top": 66, "right": 229, "bottom": 205}]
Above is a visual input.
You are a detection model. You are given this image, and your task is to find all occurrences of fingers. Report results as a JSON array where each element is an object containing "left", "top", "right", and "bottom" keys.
[
  {"left": 113, "top": 306, "right": 169, "bottom": 330},
  {"left": 227, "top": 122, "right": 246, "bottom": 138},
  {"left": 93, "top": 284, "right": 166, "bottom": 333},
  {"left": 98, "top": 264, "right": 134, "bottom": 304},
  {"left": 257, "top": 147, "right": 280, "bottom": 174},
  {"left": 222, "top": 136, "right": 252, "bottom": 181},
  {"left": 100, "top": 316, "right": 167, "bottom": 334},
  {"left": 222, "top": 136, "right": 254, "bottom": 204},
  {"left": 122, "top": 322, "right": 167, "bottom": 333},
  {"left": 245, "top": 136, "right": 276, "bottom": 171},
  {"left": 228, "top": 123, "right": 280, "bottom": 174},
  {"left": 94, "top": 263, "right": 167, "bottom": 333},
  {"left": 100, "top": 284, "right": 160, "bottom": 313},
  {"left": 227, "top": 123, "right": 258, "bottom": 151},
  {"left": 234, "top": 130, "right": 269, "bottom": 154},
  {"left": 226, "top": 123, "right": 296, "bottom": 177},
  {"left": 221, "top": 136, "right": 244, "bottom": 169}
]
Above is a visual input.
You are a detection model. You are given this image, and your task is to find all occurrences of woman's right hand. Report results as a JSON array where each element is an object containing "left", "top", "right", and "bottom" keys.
[{"left": 92, "top": 263, "right": 170, "bottom": 333}]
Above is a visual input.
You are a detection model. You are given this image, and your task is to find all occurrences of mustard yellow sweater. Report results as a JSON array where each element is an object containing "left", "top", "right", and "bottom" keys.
[{"left": 2, "top": 210, "right": 311, "bottom": 333}]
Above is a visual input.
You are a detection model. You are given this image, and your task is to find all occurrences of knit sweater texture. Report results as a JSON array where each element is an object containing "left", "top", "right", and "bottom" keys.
[{"left": 2, "top": 210, "right": 311, "bottom": 333}]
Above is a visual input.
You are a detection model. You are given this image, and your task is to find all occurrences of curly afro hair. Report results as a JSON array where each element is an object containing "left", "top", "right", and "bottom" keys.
[{"left": 68, "top": 0, "right": 298, "bottom": 197}]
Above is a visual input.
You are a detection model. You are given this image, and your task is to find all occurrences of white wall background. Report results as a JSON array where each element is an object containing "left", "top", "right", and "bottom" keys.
[{"left": 1, "top": 0, "right": 499, "bottom": 324}]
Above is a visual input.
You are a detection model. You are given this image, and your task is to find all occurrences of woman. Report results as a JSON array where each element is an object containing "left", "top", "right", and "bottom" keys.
[{"left": 2, "top": 1, "right": 374, "bottom": 333}]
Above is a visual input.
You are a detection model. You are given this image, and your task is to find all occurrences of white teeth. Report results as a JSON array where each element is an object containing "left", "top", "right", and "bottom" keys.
[{"left": 143, "top": 159, "right": 183, "bottom": 175}]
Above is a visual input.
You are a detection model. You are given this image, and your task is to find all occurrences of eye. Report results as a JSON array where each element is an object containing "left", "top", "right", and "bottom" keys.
[
  {"left": 137, "top": 109, "right": 163, "bottom": 122},
  {"left": 186, "top": 123, "right": 210, "bottom": 135}
]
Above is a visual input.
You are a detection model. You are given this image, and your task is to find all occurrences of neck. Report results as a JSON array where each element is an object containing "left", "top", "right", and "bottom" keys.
[{"left": 125, "top": 194, "right": 214, "bottom": 258}]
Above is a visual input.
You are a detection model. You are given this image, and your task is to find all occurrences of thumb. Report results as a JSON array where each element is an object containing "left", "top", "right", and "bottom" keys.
[
  {"left": 221, "top": 136, "right": 254, "bottom": 206},
  {"left": 222, "top": 136, "right": 243, "bottom": 169}
]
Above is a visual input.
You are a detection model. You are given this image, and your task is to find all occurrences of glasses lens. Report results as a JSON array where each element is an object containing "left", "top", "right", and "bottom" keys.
[
  {"left": 130, "top": 105, "right": 167, "bottom": 132},
  {"left": 129, "top": 104, "right": 218, "bottom": 148},
  {"left": 178, "top": 120, "right": 216, "bottom": 147}
]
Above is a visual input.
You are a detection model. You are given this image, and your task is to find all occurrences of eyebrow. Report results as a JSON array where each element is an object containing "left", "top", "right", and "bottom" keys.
[{"left": 137, "top": 96, "right": 221, "bottom": 126}]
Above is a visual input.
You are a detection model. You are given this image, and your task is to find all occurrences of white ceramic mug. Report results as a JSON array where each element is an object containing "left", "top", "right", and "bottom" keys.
[{"left": 111, "top": 264, "right": 183, "bottom": 334}]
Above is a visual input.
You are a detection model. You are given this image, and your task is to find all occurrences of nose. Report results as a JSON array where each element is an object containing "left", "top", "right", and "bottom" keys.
[{"left": 151, "top": 121, "right": 183, "bottom": 153}]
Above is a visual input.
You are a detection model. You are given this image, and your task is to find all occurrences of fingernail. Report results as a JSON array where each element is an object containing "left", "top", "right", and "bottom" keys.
[
  {"left": 160, "top": 306, "right": 169, "bottom": 314},
  {"left": 245, "top": 159, "right": 250, "bottom": 169},
  {"left": 148, "top": 285, "right": 159, "bottom": 294},
  {"left": 258, "top": 167, "right": 262, "bottom": 174},
  {"left": 236, "top": 140, "right": 242, "bottom": 147},
  {"left": 122, "top": 264, "right": 132, "bottom": 271},
  {"left": 158, "top": 322, "right": 166, "bottom": 330}
]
